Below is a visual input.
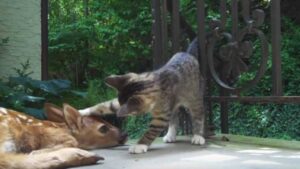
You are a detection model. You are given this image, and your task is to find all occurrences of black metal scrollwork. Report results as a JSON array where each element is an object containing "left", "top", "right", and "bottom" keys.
[{"left": 207, "top": 0, "right": 269, "bottom": 93}]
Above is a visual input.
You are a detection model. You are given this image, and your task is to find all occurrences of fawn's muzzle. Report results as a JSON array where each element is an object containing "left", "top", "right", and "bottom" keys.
[{"left": 118, "top": 132, "right": 128, "bottom": 144}]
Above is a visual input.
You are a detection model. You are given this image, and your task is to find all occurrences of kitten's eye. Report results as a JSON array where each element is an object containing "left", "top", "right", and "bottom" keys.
[{"left": 98, "top": 125, "right": 109, "bottom": 134}]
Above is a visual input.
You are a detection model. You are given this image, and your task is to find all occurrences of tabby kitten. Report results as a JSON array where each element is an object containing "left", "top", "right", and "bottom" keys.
[
  {"left": 81, "top": 52, "right": 206, "bottom": 154},
  {"left": 79, "top": 37, "right": 200, "bottom": 117}
]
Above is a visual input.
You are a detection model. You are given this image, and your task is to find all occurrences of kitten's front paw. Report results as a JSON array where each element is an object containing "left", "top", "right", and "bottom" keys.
[
  {"left": 191, "top": 135, "right": 205, "bottom": 145},
  {"left": 163, "top": 134, "right": 176, "bottom": 143},
  {"left": 129, "top": 144, "right": 148, "bottom": 154},
  {"left": 78, "top": 108, "right": 91, "bottom": 116}
]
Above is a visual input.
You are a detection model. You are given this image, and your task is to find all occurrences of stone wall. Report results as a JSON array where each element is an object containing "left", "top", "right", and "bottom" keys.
[{"left": 0, "top": 0, "right": 41, "bottom": 79}]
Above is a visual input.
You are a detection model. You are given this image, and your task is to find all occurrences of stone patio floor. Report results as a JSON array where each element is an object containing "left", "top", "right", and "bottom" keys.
[{"left": 73, "top": 135, "right": 300, "bottom": 169}]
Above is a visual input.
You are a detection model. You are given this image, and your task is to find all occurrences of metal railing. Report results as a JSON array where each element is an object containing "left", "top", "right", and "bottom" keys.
[{"left": 151, "top": 0, "right": 300, "bottom": 134}]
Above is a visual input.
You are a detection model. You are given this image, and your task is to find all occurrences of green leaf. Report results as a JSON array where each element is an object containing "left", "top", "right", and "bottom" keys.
[
  {"left": 23, "top": 107, "right": 46, "bottom": 120},
  {"left": 22, "top": 95, "right": 46, "bottom": 103},
  {"left": 9, "top": 77, "right": 71, "bottom": 95},
  {"left": 71, "top": 90, "right": 87, "bottom": 98}
]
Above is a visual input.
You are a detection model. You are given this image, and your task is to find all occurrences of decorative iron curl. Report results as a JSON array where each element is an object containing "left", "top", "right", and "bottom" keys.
[{"left": 206, "top": 4, "right": 269, "bottom": 93}]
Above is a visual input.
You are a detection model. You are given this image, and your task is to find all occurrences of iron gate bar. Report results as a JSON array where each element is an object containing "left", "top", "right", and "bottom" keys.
[
  {"left": 41, "top": 0, "right": 48, "bottom": 80},
  {"left": 271, "top": 0, "right": 283, "bottom": 96},
  {"left": 151, "top": 0, "right": 163, "bottom": 69},
  {"left": 171, "top": 0, "right": 180, "bottom": 53},
  {"left": 218, "top": 0, "right": 228, "bottom": 134},
  {"left": 219, "top": 0, "right": 241, "bottom": 134},
  {"left": 220, "top": 0, "right": 227, "bottom": 29},
  {"left": 242, "top": 0, "right": 250, "bottom": 22},
  {"left": 161, "top": 0, "right": 168, "bottom": 63},
  {"left": 196, "top": 0, "right": 213, "bottom": 135},
  {"left": 208, "top": 96, "right": 300, "bottom": 104},
  {"left": 166, "top": 0, "right": 196, "bottom": 40},
  {"left": 232, "top": 0, "right": 239, "bottom": 39},
  {"left": 196, "top": 0, "right": 206, "bottom": 75}
]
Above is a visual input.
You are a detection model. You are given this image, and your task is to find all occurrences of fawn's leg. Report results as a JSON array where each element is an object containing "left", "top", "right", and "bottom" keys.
[
  {"left": 27, "top": 148, "right": 103, "bottom": 169},
  {"left": 31, "top": 128, "right": 79, "bottom": 155}
]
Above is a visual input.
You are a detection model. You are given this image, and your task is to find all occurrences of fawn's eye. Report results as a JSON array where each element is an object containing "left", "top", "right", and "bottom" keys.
[{"left": 98, "top": 125, "right": 109, "bottom": 134}]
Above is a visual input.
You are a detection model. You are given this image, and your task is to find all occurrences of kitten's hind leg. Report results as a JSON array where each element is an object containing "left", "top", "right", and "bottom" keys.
[
  {"left": 188, "top": 97, "right": 206, "bottom": 145},
  {"left": 163, "top": 112, "right": 178, "bottom": 143}
]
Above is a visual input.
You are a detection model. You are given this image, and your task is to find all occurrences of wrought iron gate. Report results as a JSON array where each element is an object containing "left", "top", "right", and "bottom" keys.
[{"left": 151, "top": 0, "right": 300, "bottom": 134}]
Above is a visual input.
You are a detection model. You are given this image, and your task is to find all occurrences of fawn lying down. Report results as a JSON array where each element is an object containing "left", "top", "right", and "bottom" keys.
[{"left": 0, "top": 103, "right": 127, "bottom": 169}]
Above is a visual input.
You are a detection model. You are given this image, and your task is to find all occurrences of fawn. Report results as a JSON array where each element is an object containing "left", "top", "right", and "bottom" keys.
[{"left": 0, "top": 103, "right": 127, "bottom": 169}]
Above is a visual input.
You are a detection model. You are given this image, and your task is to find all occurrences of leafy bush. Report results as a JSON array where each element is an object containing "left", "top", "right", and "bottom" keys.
[
  {"left": 212, "top": 103, "right": 300, "bottom": 141},
  {"left": 0, "top": 77, "right": 77, "bottom": 119},
  {"left": 48, "top": 0, "right": 154, "bottom": 133},
  {"left": 49, "top": 0, "right": 152, "bottom": 86},
  {"left": 64, "top": 79, "right": 116, "bottom": 109}
]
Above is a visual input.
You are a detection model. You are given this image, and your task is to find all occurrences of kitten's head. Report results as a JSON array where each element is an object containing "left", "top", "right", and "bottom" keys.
[{"left": 105, "top": 73, "right": 158, "bottom": 117}]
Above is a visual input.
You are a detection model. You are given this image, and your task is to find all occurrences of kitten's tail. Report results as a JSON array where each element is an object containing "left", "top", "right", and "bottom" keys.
[
  {"left": 79, "top": 98, "right": 120, "bottom": 116},
  {"left": 186, "top": 37, "right": 199, "bottom": 59}
]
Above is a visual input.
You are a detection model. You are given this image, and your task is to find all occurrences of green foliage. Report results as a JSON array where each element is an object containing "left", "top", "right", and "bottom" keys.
[
  {"left": 48, "top": 0, "right": 154, "bottom": 135},
  {"left": 123, "top": 114, "right": 152, "bottom": 139},
  {"left": 64, "top": 79, "right": 116, "bottom": 109},
  {"left": 13, "top": 59, "right": 34, "bottom": 77},
  {"left": 213, "top": 103, "right": 300, "bottom": 141},
  {"left": 0, "top": 76, "right": 77, "bottom": 119},
  {"left": 49, "top": 0, "right": 152, "bottom": 86},
  {"left": 85, "top": 80, "right": 115, "bottom": 103}
]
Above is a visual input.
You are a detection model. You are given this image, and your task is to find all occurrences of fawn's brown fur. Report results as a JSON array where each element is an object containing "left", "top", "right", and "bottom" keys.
[{"left": 0, "top": 103, "right": 127, "bottom": 169}]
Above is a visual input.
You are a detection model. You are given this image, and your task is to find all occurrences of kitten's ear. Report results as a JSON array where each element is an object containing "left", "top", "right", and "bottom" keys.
[
  {"left": 105, "top": 75, "right": 127, "bottom": 90},
  {"left": 105, "top": 73, "right": 136, "bottom": 90}
]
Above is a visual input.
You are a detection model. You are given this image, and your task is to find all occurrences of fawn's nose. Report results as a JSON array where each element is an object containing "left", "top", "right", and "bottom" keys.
[{"left": 118, "top": 132, "right": 128, "bottom": 144}]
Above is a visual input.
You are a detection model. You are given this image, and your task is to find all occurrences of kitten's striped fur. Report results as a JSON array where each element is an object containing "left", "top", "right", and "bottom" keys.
[{"left": 80, "top": 52, "right": 205, "bottom": 154}]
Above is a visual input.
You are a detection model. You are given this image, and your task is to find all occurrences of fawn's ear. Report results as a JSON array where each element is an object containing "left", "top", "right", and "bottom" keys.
[
  {"left": 44, "top": 103, "right": 65, "bottom": 123},
  {"left": 63, "top": 103, "right": 83, "bottom": 132}
]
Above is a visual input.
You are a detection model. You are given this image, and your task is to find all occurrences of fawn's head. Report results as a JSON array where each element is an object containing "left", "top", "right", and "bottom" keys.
[{"left": 44, "top": 103, "right": 127, "bottom": 149}]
